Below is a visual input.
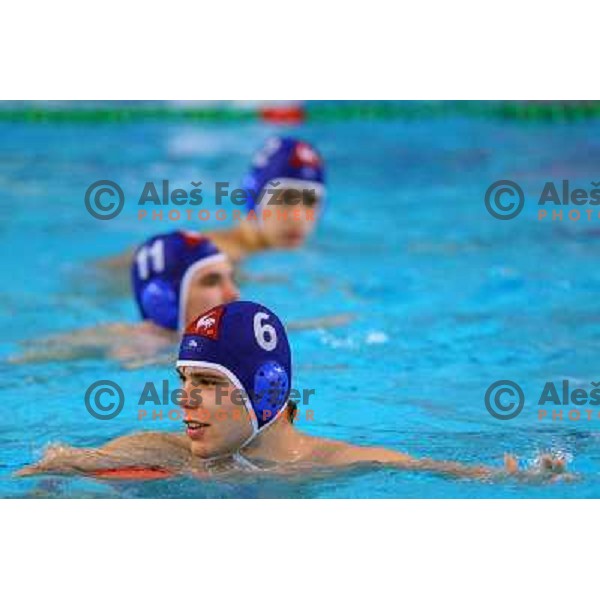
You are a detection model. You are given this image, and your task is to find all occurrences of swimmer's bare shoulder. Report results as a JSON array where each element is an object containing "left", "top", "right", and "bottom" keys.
[
  {"left": 205, "top": 230, "right": 246, "bottom": 263},
  {"left": 304, "top": 437, "right": 413, "bottom": 468}
]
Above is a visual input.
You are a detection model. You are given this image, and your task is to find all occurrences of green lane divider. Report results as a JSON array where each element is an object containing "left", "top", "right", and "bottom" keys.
[
  {"left": 307, "top": 101, "right": 600, "bottom": 122},
  {"left": 0, "top": 106, "right": 258, "bottom": 124},
  {"left": 0, "top": 101, "right": 598, "bottom": 124}
]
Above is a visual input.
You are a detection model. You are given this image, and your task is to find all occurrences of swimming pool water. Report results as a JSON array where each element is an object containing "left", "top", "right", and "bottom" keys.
[{"left": 2, "top": 111, "right": 600, "bottom": 497}]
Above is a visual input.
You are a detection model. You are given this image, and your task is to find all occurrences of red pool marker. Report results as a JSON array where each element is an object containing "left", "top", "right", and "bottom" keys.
[{"left": 260, "top": 105, "right": 305, "bottom": 124}]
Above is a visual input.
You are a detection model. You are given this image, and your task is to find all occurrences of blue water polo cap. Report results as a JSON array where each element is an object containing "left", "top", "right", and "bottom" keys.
[
  {"left": 177, "top": 301, "right": 292, "bottom": 439},
  {"left": 132, "top": 230, "right": 226, "bottom": 331},
  {"left": 242, "top": 137, "right": 325, "bottom": 212}
]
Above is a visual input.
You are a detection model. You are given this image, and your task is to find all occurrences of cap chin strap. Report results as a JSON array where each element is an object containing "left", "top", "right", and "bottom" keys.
[
  {"left": 177, "top": 254, "right": 227, "bottom": 332},
  {"left": 232, "top": 399, "right": 289, "bottom": 471},
  {"left": 199, "top": 451, "right": 260, "bottom": 471},
  {"left": 238, "top": 398, "right": 289, "bottom": 450},
  {"left": 231, "top": 453, "right": 260, "bottom": 471}
]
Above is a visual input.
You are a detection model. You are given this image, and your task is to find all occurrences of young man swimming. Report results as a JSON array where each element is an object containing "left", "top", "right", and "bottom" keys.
[
  {"left": 17, "top": 301, "right": 568, "bottom": 481},
  {"left": 10, "top": 231, "right": 239, "bottom": 366},
  {"left": 208, "top": 136, "right": 325, "bottom": 261},
  {"left": 11, "top": 230, "right": 350, "bottom": 366},
  {"left": 99, "top": 136, "right": 325, "bottom": 269}
]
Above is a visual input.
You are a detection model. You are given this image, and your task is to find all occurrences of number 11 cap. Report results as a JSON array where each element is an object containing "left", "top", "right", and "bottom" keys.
[
  {"left": 131, "top": 230, "right": 226, "bottom": 331},
  {"left": 177, "top": 301, "right": 292, "bottom": 436}
]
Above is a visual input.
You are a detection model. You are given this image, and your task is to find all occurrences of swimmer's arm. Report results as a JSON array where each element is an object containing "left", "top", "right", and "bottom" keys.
[
  {"left": 8, "top": 324, "right": 139, "bottom": 364},
  {"left": 8, "top": 346, "right": 80, "bottom": 364},
  {"left": 286, "top": 313, "right": 356, "bottom": 331},
  {"left": 7, "top": 328, "right": 92, "bottom": 364},
  {"left": 235, "top": 267, "right": 290, "bottom": 284},
  {"left": 15, "top": 432, "right": 190, "bottom": 477},
  {"left": 328, "top": 444, "right": 568, "bottom": 480},
  {"left": 119, "top": 353, "right": 174, "bottom": 371},
  {"left": 94, "top": 248, "right": 134, "bottom": 271},
  {"left": 333, "top": 446, "right": 494, "bottom": 478}
]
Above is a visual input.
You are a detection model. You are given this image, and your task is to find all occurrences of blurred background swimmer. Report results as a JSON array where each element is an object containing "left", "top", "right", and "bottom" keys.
[
  {"left": 209, "top": 136, "right": 325, "bottom": 260},
  {"left": 9, "top": 231, "right": 239, "bottom": 367},
  {"left": 9, "top": 229, "right": 351, "bottom": 367},
  {"left": 98, "top": 136, "right": 325, "bottom": 272}
]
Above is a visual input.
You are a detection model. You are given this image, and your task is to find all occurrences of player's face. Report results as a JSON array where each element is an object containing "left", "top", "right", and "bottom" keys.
[
  {"left": 260, "top": 187, "right": 321, "bottom": 248},
  {"left": 183, "top": 261, "right": 239, "bottom": 326},
  {"left": 178, "top": 366, "right": 254, "bottom": 458}
]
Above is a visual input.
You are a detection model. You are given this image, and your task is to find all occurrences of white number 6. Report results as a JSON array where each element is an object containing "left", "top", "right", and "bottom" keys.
[{"left": 254, "top": 312, "right": 277, "bottom": 351}]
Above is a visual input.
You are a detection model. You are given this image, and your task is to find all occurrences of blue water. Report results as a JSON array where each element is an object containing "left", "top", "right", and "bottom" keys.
[{"left": 2, "top": 109, "right": 600, "bottom": 497}]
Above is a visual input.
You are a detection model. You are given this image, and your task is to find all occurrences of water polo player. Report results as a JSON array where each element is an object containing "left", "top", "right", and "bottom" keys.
[
  {"left": 18, "top": 301, "right": 569, "bottom": 481},
  {"left": 99, "top": 136, "right": 325, "bottom": 269},
  {"left": 208, "top": 136, "right": 325, "bottom": 260},
  {"left": 10, "top": 230, "right": 239, "bottom": 366},
  {"left": 131, "top": 230, "right": 238, "bottom": 333}
]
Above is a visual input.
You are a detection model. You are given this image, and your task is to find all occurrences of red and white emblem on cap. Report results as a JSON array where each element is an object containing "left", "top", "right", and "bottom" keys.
[
  {"left": 181, "top": 230, "right": 207, "bottom": 248},
  {"left": 187, "top": 305, "right": 225, "bottom": 340},
  {"left": 289, "top": 142, "right": 321, "bottom": 168}
]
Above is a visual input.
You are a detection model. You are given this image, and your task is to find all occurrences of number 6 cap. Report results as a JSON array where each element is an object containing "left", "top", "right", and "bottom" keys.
[
  {"left": 177, "top": 301, "right": 292, "bottom": 437},
  {"left": 132, "top": 230, "right": 226, "bottom": 331}
]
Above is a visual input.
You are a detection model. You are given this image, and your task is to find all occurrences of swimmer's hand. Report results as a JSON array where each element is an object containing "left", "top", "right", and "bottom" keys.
[
  {"left": 15, "top": 444, "right": 83, "bottom": 476},
  {"left": 400, "top": 452, "right": 574, "bottom": 482},
  {"left": 502, "top": 453, "right": 576, "bottom": 483}
]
